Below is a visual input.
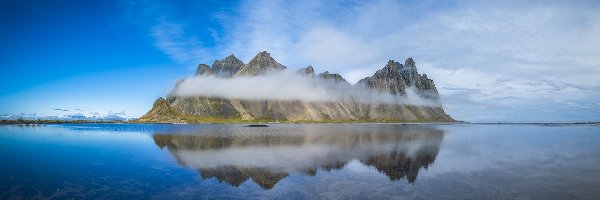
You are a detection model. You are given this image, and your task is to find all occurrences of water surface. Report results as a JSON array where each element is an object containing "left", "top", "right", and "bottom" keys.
[{"left": 1, "top": 123, "right": 599, "bottom": 199}]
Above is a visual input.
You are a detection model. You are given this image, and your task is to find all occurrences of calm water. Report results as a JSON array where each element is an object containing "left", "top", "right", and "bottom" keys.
[{"left": 1, "top": 123, "right": 599, "bottom": 199}]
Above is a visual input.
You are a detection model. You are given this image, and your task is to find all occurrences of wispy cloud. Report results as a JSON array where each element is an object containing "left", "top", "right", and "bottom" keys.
[
  {"left": 108, "top": 110, "right": 127, "bottom": 116},
  {"left": 151, "top": 21, "right": 210, "bottom": 65}
]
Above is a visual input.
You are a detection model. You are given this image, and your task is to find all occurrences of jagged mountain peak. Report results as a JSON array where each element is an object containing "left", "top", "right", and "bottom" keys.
[
  {"left": 405, "top": 57, "right": 415, "bottom": 68},
  {"left": 357, "top": 57, "right": 436, "bottom": 97},
  {"left": 195, "top": 64, "right": 212, "bottom": 76},
  {"left": 195, "top": 55, "right": 244, "bottom": 78},
  {"left": 224, "top": 54, "right": 240, "bottom": 61},
  {"left": 154, "top": 97, "right": 166, "bottom": 105},
  {"left": 249, "top": 51, "right": 277, "bottom": 63},
  {"left": 319, "top": 71, "right": 351, "bottom": 86},
  {"left": 235, "top": 51, "right": 286, "bottom": 76},
  {"left": 384, "top": 60, "right": 402, "bottom": 71},
  {"left": 377, "top": 58, "right": 418, "bottom": 77},
  {"left": 256, "top": 51, "right": 270, "bottom": 57},
  {"left": 305, "top": 65, "right": 314, "bottom": 73},
  {"left": 212, "top": 54, "right": 244, "bottom": 78},
  {"left": 297, "top": 65, "right": 315, "bottom": 76},
  {"left": 401, "top": 57, "right": 418, "bottom": 76}
]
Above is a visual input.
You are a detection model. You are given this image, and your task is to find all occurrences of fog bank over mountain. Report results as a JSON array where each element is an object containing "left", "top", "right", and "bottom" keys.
[{"left": 173, "top": 71, "right": 441, "bottom": 107}]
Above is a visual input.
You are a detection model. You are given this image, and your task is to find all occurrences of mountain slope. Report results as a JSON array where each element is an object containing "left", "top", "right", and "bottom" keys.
[{"left": 137, "top": 97, "right": 186, "bottom": 123}]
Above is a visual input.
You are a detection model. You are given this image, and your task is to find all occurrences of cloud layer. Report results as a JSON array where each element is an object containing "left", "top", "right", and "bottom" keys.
[{"left": 173, "top": 71, "right": 441, "bottom": 107}]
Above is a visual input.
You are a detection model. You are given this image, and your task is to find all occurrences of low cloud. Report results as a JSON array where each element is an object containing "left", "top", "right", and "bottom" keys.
[
  {"left": 66, "top": 113, "right": 87, "bottom": 119},
  {"left": 172, "top": 71, "right": 441, "bottom": 107},
  {"left": 152, "top": 21, "right": 210, "bottom": 65},
  {"left": 109, "top": 111, "right": 127, "bottom": 116},
  {"left": 1, "top": 111, "right": 130, "bottom": 121}
]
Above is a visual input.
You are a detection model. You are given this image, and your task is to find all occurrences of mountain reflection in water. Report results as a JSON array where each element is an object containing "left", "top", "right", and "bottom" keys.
[{"left": 152, "top": 125, "right": 443, "bottom": 189}]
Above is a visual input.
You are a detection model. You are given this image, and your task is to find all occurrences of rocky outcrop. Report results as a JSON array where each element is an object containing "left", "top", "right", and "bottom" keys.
[
  {"left": 137, "top": 97, "right": 186, "bottom": 123},
  {"left": 357, "top": 58, "right": 438, "bottom": 99},
  {"left": 195, "top": 54, "right": 243, "bottom": 78},
  {"left": 195, "top": 64, "right": 212, "bottom": 76},
  {"left": 138, "top": 51, "right": 454, "bottom": 123},
  {"left": 319, "top": 71, "right": 352, "bottom": 86},
  {"left": 234, "top": 51, "right": 286, "bottom": 76}
]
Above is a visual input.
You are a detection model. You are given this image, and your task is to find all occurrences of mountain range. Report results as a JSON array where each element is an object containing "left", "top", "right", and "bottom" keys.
[{"left": 138, "top": 51, "right": 453, "bottom": 123}]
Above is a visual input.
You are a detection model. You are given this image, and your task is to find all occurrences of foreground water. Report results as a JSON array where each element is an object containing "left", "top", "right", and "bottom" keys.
[{"left": 1, "top": 123, "right": 599, "bottom": 199}]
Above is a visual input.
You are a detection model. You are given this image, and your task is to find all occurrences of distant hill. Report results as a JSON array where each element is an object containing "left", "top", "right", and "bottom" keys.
[{"left": 138, "top": 51, "right": 453, "bottom": 123}]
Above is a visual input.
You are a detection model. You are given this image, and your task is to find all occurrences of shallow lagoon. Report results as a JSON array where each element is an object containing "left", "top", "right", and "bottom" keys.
[{"left": 1, "top": 123, "right": 599, "bottom": 199}]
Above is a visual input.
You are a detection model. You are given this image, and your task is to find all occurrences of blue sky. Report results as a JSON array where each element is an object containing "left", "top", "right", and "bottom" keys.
[{"left": 1, "top": 0, "right": 599, "bottom": 122}]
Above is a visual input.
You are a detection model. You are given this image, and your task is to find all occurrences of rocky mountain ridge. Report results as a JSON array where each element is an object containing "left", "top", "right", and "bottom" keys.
[
  {"left": 195, "top": 54, "right": 244, "bottom": 78},
  {"left": 138, "top": 51, "right": 453, "bottom": 123}
]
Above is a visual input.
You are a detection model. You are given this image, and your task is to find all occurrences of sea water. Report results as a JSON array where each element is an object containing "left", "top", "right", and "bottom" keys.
[{"left": 1, "top": 123, "right": 599, "bottom": 199}]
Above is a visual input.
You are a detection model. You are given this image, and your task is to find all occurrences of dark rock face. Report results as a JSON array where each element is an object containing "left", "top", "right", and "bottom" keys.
[
  {"left": 235, "top": 51, "right": 286, "bottom": 76},
  {"left": 210, "top": 55, "right": 244, "bottom": 78},
  {"left": 169, "top": 97, "right": 239, "bottom": 118},
  {"left": 139, "top": 51, "right": 454, "bottom": 122},
  {"left": 195, "top": 55, "right": 243, "bottom": 78},
  {"left": 195, "top": 64, "right": 212, "bottom": 76},
  {"left": 357, "top": 58, "right": 439, "bottom": 99}
]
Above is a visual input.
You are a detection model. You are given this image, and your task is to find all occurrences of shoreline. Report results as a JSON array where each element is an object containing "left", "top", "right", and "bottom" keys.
[{"left": 2, "top": 119, "right": 598, "bottom": 126}]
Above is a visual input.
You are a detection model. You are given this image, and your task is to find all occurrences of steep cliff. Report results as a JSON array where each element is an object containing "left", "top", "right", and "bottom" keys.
[{"left": 138, "top": 51, "right": 453, "bottom": 123}]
